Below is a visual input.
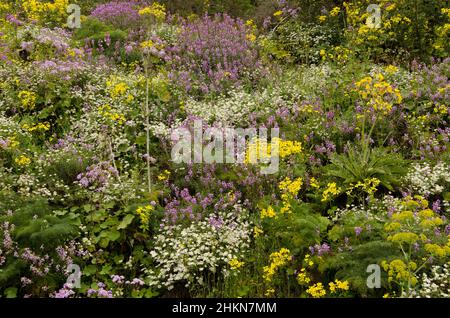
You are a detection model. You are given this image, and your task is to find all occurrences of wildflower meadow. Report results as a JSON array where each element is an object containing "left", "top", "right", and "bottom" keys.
[{"left": 0, "top": 0, "right": 449, "bottom": 300}]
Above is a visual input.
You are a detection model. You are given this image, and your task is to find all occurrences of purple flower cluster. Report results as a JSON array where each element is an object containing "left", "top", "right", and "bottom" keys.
[
  {"left": 34, "top": 59, "right": 87, "bottom": 80},
  {"left": 35, "top": 28, "right": 71, "bottom": 54},
  {"left": 166, "top": 14, "right": 261, "bottom": 94},
  {"left": 53, "top": 283, "right": 75, "bottom": 298},
  {"left": 90, "top": 1, "right": 141, "bottom": 29},
  {"left": 309, "top": 243, "right": 331, "bottom": 256},
  {"left": 77, "top": 161, "right": 119, "bottom": 191},
  {"left": 87, "top": 282, "right": 113, "bottom": 298}
]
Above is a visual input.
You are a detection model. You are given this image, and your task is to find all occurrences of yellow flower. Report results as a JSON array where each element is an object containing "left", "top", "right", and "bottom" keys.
[
  {"left": 246, "top": 33, "right": 256, "bottom": 42},
  {"left": 15, "top": 155, "right": 31, "bottom": 166},
  {"left": 229, "top": 258, "right": 245, "bottom": 270},
  {"left": 140, "top": 40, "right": 154, "bottom": 49},
  {"left": 260, "top": 206, "right": 276, "bottom": 219},
  {"left": 136, "top": 205, "right": 154, "bottom": 231},
  {"left": 138, "top": 2, "right": 166, "bottom": 21},
  {"left": 306, "top": 283, "right": 326, "bottom": 298},
  {"left": 279, "top": 177, "right": 303, "bottom": 196},
  {"left": 382, "top": 259, "right": 418, "bottom": 286},
  {"left": 273, "top": 10, "right": 283, "bottom": 17},
  {"left": 310, "top": 177, "right": 320, "bottom": 189},
  {"left": 111, "top": 82, "right": 128, "bottom": 98},
  {"left": 330, "top": 7, "right": 341, "bottom": 17},
  {"left": 297, "top": 269, "right": 311, "bottom": 285},
  {"left": 263, "top": 248, "right": 291, "bottom": 282},
  {"left": 253, "top": 226, "right": 263, "bottom": 237},
  {"left": 318, "top": 15, "right": 327, "bottom": 22},
  {"left": 265, "top": 288, "right": 275, "bottom": 297},
  {"left": 321, "top": 182, "right": 341, "bottom": 202},
  {"left": 18, "top": 90, "right": 37, "bottom": 110},
  {"left": 385, "top": 65, "right": 399, "bottom": 74},
  {"left": 388, "top": 232, "right": 419, "bottom": 244},
  {"left": 157, "top": 170, "right": 171, "bottom": 181},
  {"left": 22, "top": 122, "right": 50, "bottom": 132}
]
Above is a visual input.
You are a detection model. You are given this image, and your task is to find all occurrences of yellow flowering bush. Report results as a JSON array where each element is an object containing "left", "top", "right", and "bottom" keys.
[
  {"left": 278, "top": 177, "right": 303, "bottom": 213},
  {"left": 342, "top": 0, "right": 447, "bottom": 58},
  {"left": 98, "top": 105, "right": 126, "bottom": 126},
  {"left": 18, "top": 90, "right": 37, "bottom": 110},
  {"left": 15, "top": 154, "right": 31, "bottom": 166},
  {"left": 306, "top": 282, "right": 326, "bottom": 298},
  {"left": 157, "top": 170, "right": 170, "bottom": 181},
  {"left": 138, "top": 2, "right": 166, "bottom": 22},
  {"left": 21, "top": 0, "right": 69, "bottom": 25},
  {"left": 245, "top": 137, "right": 302, "bottom": 164},
  {"left": 136, "top": 205, "right": 154, "bottom": 232},
  {"left": 354, "top": 73, "right": 402, "bottom": 114},
  {"left": 262, "top": 248, "right": 291, "bottom": 282},
  {"left": 329, "top": 279, "right": 350, "bottom": 294},
  {"left": 229, "top": 258, "right": 245, "bottom": 270},
  {"left": 322, "top": 182, "right": 341, "bottom": 202}
]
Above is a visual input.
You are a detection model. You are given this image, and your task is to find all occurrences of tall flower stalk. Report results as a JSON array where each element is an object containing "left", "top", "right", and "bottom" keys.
[{"left": 138, "top": 2, "right": 167, "bottom": 193}]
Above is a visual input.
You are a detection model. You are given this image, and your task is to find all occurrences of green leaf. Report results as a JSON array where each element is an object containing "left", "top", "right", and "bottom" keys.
[
  {"left": 84, "top": 264, "right": 98, "bottom": 276},
  {"left": 102, "top": 229, "right": 120, "bottom": 241},
  {"left": 4, "top": 287, "right": 17, "bottom": 298},
  {"left": 117, "top": 214, "right": 135, "bottom": 230}
]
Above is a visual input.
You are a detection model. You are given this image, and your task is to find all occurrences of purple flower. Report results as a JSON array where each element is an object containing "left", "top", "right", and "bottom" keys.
[
  {"left": 90, "top": 2, "right": 141, "bottom": 29},
  {"left": 354, "top": 227, "right": 363, "bottom": 236}
]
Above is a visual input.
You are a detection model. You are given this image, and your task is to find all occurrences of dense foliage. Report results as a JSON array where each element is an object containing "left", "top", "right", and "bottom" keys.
[{"left": 0, "top": 0, "right": 449, "bottom": 298}]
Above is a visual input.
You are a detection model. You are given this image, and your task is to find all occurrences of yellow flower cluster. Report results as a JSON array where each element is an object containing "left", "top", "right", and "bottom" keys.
[
  {"left": 245, "top": 19, "right": 257, "bottom": 42},
  {"left": 329, "top": 279, "right": 350, "bottom": 293},
  {"left": 253, "top": 226, "right": 263, "bottom": 237},
  {"left": 98, "top": 105, "right": 126, "bottom": 125},
  {"left": 262, "top": 248, "right": 291, "bottom": 282},
  {"left": 278, "top": 177, "right": 303, "bottom": 213},
  {"left": 345, "top": 177, "right": 380, "bottom": 196},
  {"left": 260, "top": 205, "right": 276, "bottom": 219},
  {"left": 111, "top": 82, "right": 128, "bottom": 98},
  {"left": 385, "top": 65, "right": 399, "bottom": 74},
  {"left": 320, "top": 46, "right": 353, "bottom": 63},
  {"left": 278, "top": 139, "right": 303, "bottom": 158},
  {"left": 0, "top": 136, "right": 19, "bottom": 149},
  {"left": 15, "top": 155, "right": 31, "bottom": 166},
  {"left": 321, "top": 182, "right": 341, "bottom": 202},
  {"left": 136, "top": 205, "right": 154, "bottom": 231},
  {"left": 273, "top": 11, "right": 283, "bottom": 17},
  {"left": 141, "top": 40, "right": 154, "bottom": 49},
  {"left": 381, "top": 259, "right": 418, "bottom": 286},
  {"left": 245, "top": 137, "right": 302, "bottom": 164},
  {"left": 279, "top": 177, "right": 303, "bottom": 196},
  {"left": 329, "top": 7, "right": 341, "bottom": 17},
  {"left": 22, "top": 0, "right": 68, "bottom": 23},
  {"left": 22, "top": 122, "right": 50, "bottom": 132},
  {"left": 18, "top": 90, "right": 37, "bottom": 110},
  {"left": 229, "top": 258, "right": 245, "bottom": 270},
  {"left": 434, "top": 104, "right": 448, "bottom": 115},
  {"left": 355, "top": 73, "right": 402, "bottom": 114},
  {"left": 424, "top": 236, "right": 450, "bottom": 258},
  {"left": 157, "top": 170, "right": 171, "bottom": 181},
  {"left": 306, "top": 282, "right": 326, "bottom": 298},
  {"left": 309, "top": 177, "right": 320, "bottom": 189},
  {"left": 296, "top": 268, "right": 311, "bottom": 285},
  {"left": 139, "top": 2, "right": 166, "bottom": 21}
]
